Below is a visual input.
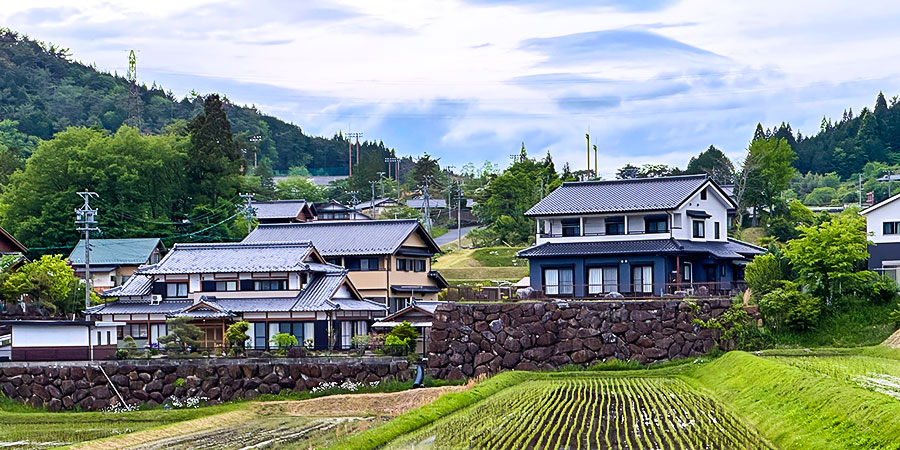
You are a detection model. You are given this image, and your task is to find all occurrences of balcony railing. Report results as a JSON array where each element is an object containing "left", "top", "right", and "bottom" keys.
[
  {"left": 441, "top": 281, "right": 745, "bottom": 302},
  {"left": 539, "top": 230, "right": 668, "bottom": 238}
]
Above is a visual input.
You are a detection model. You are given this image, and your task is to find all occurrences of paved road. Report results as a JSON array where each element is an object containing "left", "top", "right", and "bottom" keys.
[{"left": 433, "top": 225, "right": 478, "bottom": 246}]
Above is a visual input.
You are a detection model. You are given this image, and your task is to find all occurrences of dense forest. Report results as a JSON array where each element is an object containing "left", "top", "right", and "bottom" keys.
[{"left": 0, "top": 28, "right": 390, "bottom": 174}]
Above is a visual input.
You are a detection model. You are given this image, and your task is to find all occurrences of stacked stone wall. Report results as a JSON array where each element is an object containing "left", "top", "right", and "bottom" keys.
[
  {"left": 428, "top": 300, "right": 730, "bottom": 379},
  {"left": 0, "top": 357, "right": 411, "bottom": 411}
]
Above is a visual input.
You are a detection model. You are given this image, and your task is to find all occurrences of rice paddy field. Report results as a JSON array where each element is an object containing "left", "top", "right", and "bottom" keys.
[{"left": 386, "top": 377, "right": 775, "bottom": 449}]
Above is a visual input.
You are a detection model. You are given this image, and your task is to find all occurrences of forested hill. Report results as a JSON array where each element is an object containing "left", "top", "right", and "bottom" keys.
[
  {"left": 763, "top": 92, "right": 900, "bottom": 178},
  {"left": 0, "top": 28, "right": 379, "bottom": 174}
]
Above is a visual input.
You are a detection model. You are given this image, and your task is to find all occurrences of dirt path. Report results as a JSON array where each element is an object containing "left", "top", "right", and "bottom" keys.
[
  {"left": 71, "top": 386, "right": 468, "bottom": 450},
  {"left": 258, "top": 385, "right": 467, "bottom": 417},
  {"left": 883, "top": 328, "right": 900, "bottom": 348}
]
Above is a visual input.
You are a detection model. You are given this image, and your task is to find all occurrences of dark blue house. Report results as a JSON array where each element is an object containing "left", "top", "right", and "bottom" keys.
[{"left": 518, "top": 175, "right": 764, "bottom": 298}]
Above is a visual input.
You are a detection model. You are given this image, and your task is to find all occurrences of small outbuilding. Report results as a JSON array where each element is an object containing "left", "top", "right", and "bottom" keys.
[{"left": 0, "top": 320, "right": 124, "bottom": 361}]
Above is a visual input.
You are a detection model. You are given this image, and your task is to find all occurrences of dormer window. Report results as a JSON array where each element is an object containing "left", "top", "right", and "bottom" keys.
[
  {"left": 645, "top": 215, "right": 668, "bottom": 234},
  {"left": 561, "top": 218, "right": 581, "bottom": 237},
  {"left": 605, "top": 216, "right": 625, "bottom": 235}
]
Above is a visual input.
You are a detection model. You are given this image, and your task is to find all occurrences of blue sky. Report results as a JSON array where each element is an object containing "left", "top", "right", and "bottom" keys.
[{"left": 5, "top": 0, "right": 900, "bottom": 177}]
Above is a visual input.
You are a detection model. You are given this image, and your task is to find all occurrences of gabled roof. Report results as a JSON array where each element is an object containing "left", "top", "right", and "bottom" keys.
[
  {"left": 861, "top": 192, "right": 900, "bottom": 215},
  {"left": 68, "top": 238, "right": 163, "bottom": 266},
  {"left": 0, "top": 226, "right": 27, "bottom": 253},
  {"left": 355, "top": 198, "right": 400, "bottom": 210},
  {"left": 251, "top": 200, "right": 312, "bottom": 220},
  {"left": 137, "top": 242, "right": 314, "bottom": 275},
  {"left": 525, "top": 174, "right": 735, "bottom": 217},
  {"left": 407, "top": 196, "right": 447, "bottom": 209},
  {"left": 100, "top": 275, "right": 154, "bottom": 298},
  {"left": 517, "top": 238, "right": 764, "bottom": 259},
  {"left": 242, "top": 219, "right": 441, "bottom": 256}
]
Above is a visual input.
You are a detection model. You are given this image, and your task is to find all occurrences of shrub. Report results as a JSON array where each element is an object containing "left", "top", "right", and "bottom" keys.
[
  {"left": 866, "top": 274, "right": 900, "bottom": 305},
  {"left": 350, "top": 334, "right": 370, "bottom": 355},
  {"left": 225, "top": 321, "right": 250, "bottom": 353},
  {"left": 759, "top": 284, "right": 822, "bottom": 331},
  {"left": 745, "top": 254, "right": 784, "bottom": 299},
  {"left": 383, "top": 334, "right": 412, "bottom": 356},
  {"left": 271, "top": 332, "right": 298, "bottom": 355},
  {"left": 158, "top": 317, "right": 204, "bottom": 352}
]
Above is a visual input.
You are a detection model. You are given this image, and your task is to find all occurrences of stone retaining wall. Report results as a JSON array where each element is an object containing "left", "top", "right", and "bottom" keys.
[
  {"left": 427, "top": 300, "right": 730, "bottom": 379},
  {"left": 0, "top": 357, "right": 411, "bottom": 411}
]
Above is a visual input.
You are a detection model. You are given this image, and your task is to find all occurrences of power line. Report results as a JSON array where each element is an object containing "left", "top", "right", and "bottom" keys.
[{"left": 75, "top": 191, "right": 99, "bottom": 311}]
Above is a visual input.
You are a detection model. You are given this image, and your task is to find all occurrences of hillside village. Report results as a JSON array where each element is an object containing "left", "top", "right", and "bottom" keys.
[{"left": 2, "top": 10, "right": 900, "bottom": 449}]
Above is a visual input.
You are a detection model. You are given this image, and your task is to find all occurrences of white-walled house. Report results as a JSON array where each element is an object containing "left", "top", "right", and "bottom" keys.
[
  {"left": 518, "top": 175, "right": 764, "bottom": 298},
  {"left": 861, "top": 192, "right": 900, "bottom": 282}
]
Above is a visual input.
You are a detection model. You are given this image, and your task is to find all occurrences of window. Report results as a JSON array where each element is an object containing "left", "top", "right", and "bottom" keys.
[
  {"left": 126, "top": 323, "right": 148, "bottom": 339},
  {"left": 605, "top": 216, "right": 625, "bottom": 235},
  {"left": 396, "top": 258, "right": 407, "bottom": 271},
  {"left": 389, "top": 297, "right": 410, "bottom": 314},
  {"left": 414, "top": 259, "right": 426, "bottom": 272},
  {"left": 720, "top": 264, "right": 727, "bottom": 277},
  {"left": 682, "top": 263, "right": 692, "bottom": 282},
  {"left": 561, "top": 218, "right": 581, "bottom": 237},
  {"left": 588, "top": 267, "right": 618, "bottom": 294},
  {"left": 632, "top": 265, "right": 653, "bottom": 294},
  {"left": 346, "top": 257, "right": 379, "bottom": 271},
  {"left": 884, "top": 222, "right": 900, "bottom": 235},
  {"left": 645, "top": 216, "right": 668, "bottom": 234},
  {"left": 253, "top": 322, "right": 267, "bottom": 349},
  {"left": 544, "top": 268, "right": 574, "bottom": 296},
  {"left": 254, "top": 279, "right": 286, "bottom": 291},
  {"left": 107, "top": 331, "right": 111, "bottom": 345},
  {"left": 277, "top": 322, "right": 312, "bottom": 347},
  {"left": 165, "top": 282, "right": 188, "bottom": 298},
  {"left": 326, "top": 257, "right": 341, "bottom": 265},
  {"left": 692, "top": 220, "right": 705, "bottom": 238},
  {"left": 215, "top": 281, "right": 237, "bottom": 291},
  {"left": 700, "top": 188, "right": 708, "bottom": 200},
  {"left": 714, "top": 222, "right": 720, "bottom": 240},
  {"left": 97, "top": 331, "right": 102, "bottom": 345}
]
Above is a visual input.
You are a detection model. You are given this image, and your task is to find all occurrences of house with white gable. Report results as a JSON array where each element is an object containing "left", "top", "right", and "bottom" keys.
[
  {"left": 518, "top": 174, "right": 764, "bottom": 298},
  {"left": 861, "top": 192, "right": 900, "bottom": 283}
]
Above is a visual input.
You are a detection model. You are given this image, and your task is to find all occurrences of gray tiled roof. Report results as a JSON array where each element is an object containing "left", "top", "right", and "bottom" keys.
[
  {"left": 333, "top": 298, "right": 388, "bottom": 311},
  {"left": 251, "top": 200, "right": 309, "bottom": 220},
  {"left": 243, "top": 219, "right": 439, "bottom": 256},
  {"left": 86, "top": 300, "right": 192, "bottom": 315},
  {"left": 525, "top": 174, "right": 715, "bottom": 216},
  {"left": 517, "top": 238, "right": 764, "bottom": 259},
  {"left": 138, "top": 242, "right": 313, "bottom": 275},
  {"left": 100, "top": 275, "right": 153, "bottom": 298},
  {"left": 406, "top": 196, "right": 447, "bottom": 209},
  {"left": 68, "top": 238, "right": 162, "bottom": 266},
  {"left": 213, "top": 297, "right": 299, "bottom": 312},
  {"left": 293, "top": 272, "right": 347, "bottom": 311}
]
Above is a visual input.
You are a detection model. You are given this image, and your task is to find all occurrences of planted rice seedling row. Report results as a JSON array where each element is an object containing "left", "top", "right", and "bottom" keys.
[{"left": 387, "top": 376, "right": 775, "bottom": 450}]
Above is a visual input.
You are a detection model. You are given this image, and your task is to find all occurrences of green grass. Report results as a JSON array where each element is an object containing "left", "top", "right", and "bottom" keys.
[
  {"left": 0, "top": 398, "right": 243, "bottom": 448},
  {"left": 433, "top": 246, "right": 528, "bottom": 284},
  {"left": 326, "top": 371, "right": 532, "bottom": 450},
  {"left": 738, "top": 226, "right": 767, "bottom": 246},
  {"left": 470, "top": 247, "right": 528, "bottom": 267},
  {"left": 429, "top": 226, "right": 449, "bottom": 239},
  {"left": 763, "top": 302, "right": 896, "bottom": 348},
  {"left": 682, "top": 351, "right": 900, "bottom": 449}
]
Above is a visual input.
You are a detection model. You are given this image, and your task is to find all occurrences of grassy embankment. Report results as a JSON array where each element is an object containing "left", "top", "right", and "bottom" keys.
[{"left": 432, "top": 246, "right": 527, "bottom": 285}]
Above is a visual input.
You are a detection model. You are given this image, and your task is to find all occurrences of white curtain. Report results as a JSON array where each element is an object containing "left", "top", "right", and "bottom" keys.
[
  {"left": 545, "top": 269, "right": 559, "bottom": 295},
  {"left": 588, "top": 268, "right": 602, "bottom": 294},
  {"left": 559, "top": 269, "right": 574, "bottom": 295},
  {"left": 341, "top": 321, "right": 352, "bottom": 349},
  {"left": 304, "top": 322, "right": 315, "bottom": 347},
  {"left": 603, "top": 267, "right": 618, "bottom": 293}
]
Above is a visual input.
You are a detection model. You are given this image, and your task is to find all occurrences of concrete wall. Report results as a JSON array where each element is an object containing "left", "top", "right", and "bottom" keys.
[
  {"left": 427, "top": 300, "right": 729, "bottom": 379},
  {"left": 0, "top": 357, "right": 412, "bottom": 411}
]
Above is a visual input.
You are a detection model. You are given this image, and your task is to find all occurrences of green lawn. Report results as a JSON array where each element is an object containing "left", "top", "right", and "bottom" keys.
[
  {"left": 433, "top": 246, "right": 528, "bottom": 285},
  {"left": 762, "top": 301, "right": 897, "bottom": 348}
]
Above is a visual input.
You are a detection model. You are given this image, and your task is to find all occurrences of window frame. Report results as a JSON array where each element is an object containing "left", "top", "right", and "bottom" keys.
[
  {"left": 714, "top": 221, "right": 720, "bottom": 239},
  {"left": 165, "top": 282, "right": 188, "bottom": 298},
  {"left": 561, "top": 218, "right": 581, "bottom": 237},
  {"left": 885, "top": 222, "right": 900, "bottom": 235},
  {"left": 692, "top": 220, "right": 706, "bottom": 238},
  {"left": 632, "top": 264, "right": 654, "bottom": 294},
  {"left": 215, "top": 280, "right": 238, "bottom": 292},
  {"left": 254, "top": 279, "right": 287, "bottom": 291},
  {"left": 587, "top": 265, "right": 618, "bottom": 295},
  {"left": 543, "top": 266, "right": 574, "bottom": 296},
  {"left": 605, "top": 216, "right": 625, "bottom": 235},
  {"left": 644, "top": 215, "right": 668, "bottom": 234}
]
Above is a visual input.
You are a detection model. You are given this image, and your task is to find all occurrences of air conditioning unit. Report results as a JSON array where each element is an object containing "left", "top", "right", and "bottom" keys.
[{"left": 150, "top": 295, "right": 162, "bottom": 305}]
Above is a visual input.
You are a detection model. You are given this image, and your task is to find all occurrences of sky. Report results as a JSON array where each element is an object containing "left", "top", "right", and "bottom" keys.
[{"left": 4, "top": 0, "right": 900, "bottom": 177}]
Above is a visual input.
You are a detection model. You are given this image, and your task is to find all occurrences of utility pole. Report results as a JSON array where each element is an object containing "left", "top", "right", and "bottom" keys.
[
  {"left": 376, "top": 171, "right": 385, "bottom": 198},
  {"left": 369, "top": 181, "right": 377, "bottom": 219},
  {"left": 593, "top": 143, "right": 598, "bottom": 180},
  {"left": 418, "top": 176, "right": 432, "bottom": 233},
  {"left": 456, "top": 180, "right": 463, "bottom": 249},
  {"left": 75, "top": 191, "right": 99, "bottom": 311},
  {"left": 859, "top": 174, "right": 863, "bottom": 207},
  {"left": 585, "top": 133, "right": 590, "bottom": 178},
  {"left": 347, "top": 135, "right": 353, "bottom": 177},
  {"left": 347, "top": 132, "right": 363, "bottom": 168},
  {"left": 385, "top": 157, "right": 400, "bottom": 181},
  {"left": 249, "top": 135, "right": 262, "bottom": 169},
  {"left": 347, "top": 191, "right": 360, "bottom": 218},
  {"left": 240, "top": 193, "right": 255, "bottom": 234},
  {"left": 444, "top": 165, "right": 455, "bottom": 219}
]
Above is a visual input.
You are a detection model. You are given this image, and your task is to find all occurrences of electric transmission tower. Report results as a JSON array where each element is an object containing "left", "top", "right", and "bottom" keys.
[
  {"left": 125, "top": 50, "right": 143, "bottom": 130},
  {"left": 240, "top": 193, "right": 255, "bottom": 234},
  {"left": 75, "top": 191, "right": 99, "bottom": 310}
]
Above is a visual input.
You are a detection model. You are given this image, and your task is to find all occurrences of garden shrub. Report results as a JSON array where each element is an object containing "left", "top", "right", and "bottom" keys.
[
  {"left": 225, "top": 321, "right": 249, "bottom": 354},
  {"left": 271, "top": 332, "right": 298, "bottom": 355},
  {"left": 745, "top": 253, "right": 784, "bottom": 299},
  {"left": 866, "top": 274, "right": 900, "bottom": 305},
  {"left": 759, "top": 284, "right": 822, "bottom": 331}
]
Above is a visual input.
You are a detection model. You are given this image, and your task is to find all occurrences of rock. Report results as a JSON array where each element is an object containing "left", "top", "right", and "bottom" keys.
[
  {"left": 501, "top": 352, "right": 521, "bottom": 369},
  {"left": 571, "top": 349, "right": 597, "bottom": 364},
  {"left": 523, "top": 346, "right": 553, "bottom": 362}
]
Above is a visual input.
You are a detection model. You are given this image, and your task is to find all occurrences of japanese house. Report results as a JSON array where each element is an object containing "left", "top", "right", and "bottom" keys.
[
  {"left": 518, "top": 174, "right": 764, "bottom": 298},
  {"left": 243, "top": 219, "right": 447, "bottom": 313},
  {"left": 313, "top": 200, "right": 372, "bottom": 221},
  {"left": 0, "top": 226, "right": 28, "bottom": 274},
  {"left": 88, "top": 241, "right": 385, "bottom": 351},
  {"left": 251, "top": 200, "right": 315, "bottom": 224},
  {"left": 68, "top": 238, "right": 166, "bottom": 292}
]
